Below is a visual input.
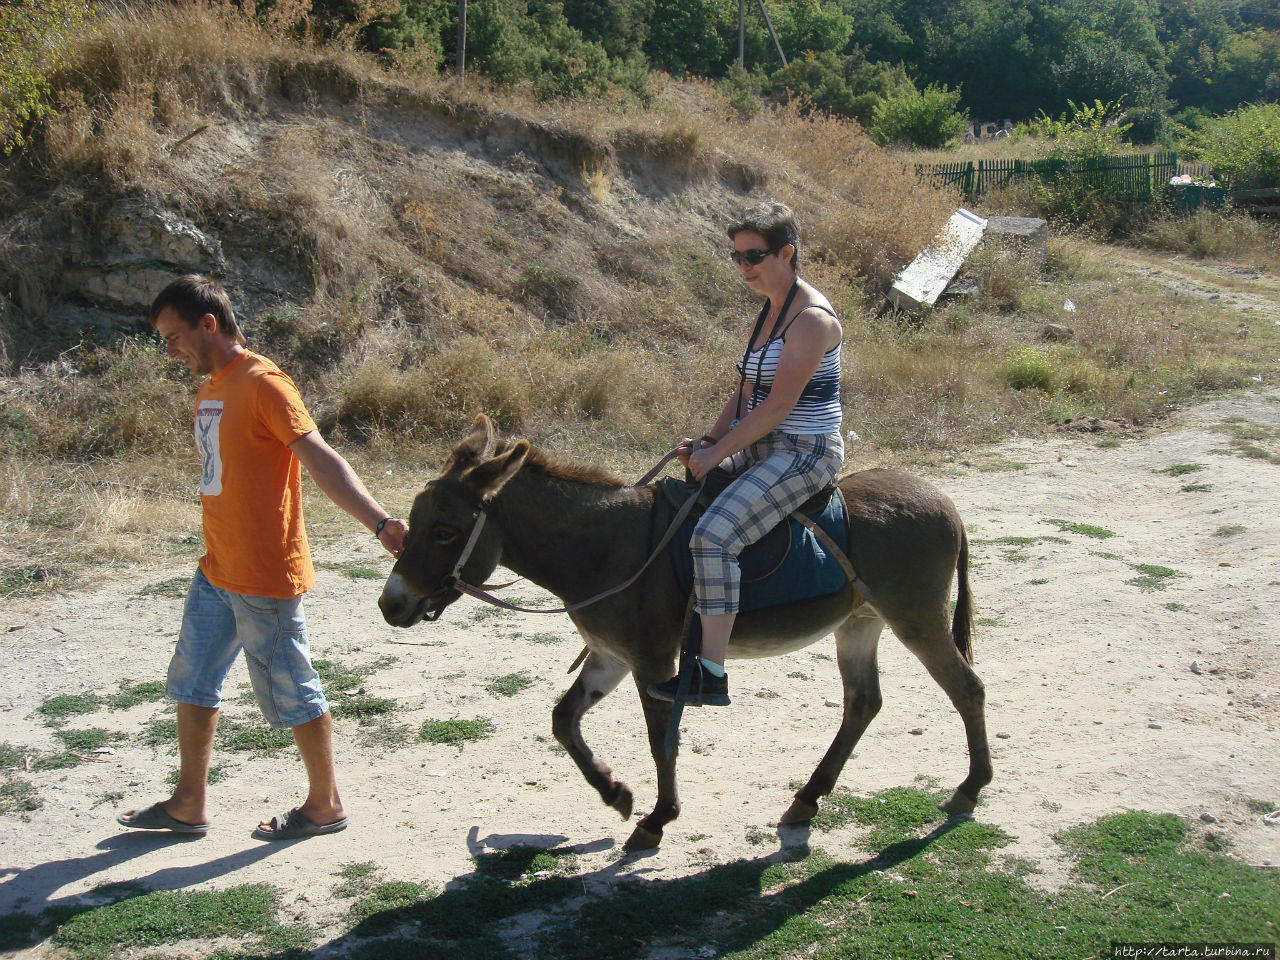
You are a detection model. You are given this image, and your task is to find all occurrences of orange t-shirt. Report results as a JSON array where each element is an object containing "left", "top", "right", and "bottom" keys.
[{"left": 194, "top": 352, "right": 317, "bottom": 599}]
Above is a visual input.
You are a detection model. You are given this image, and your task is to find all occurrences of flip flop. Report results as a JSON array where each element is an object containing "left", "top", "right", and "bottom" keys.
[
  {"left": 116, "top": 801, "right": 211, "bottom": 834},
  {"left": 252, "top": 807, "right": 349, "bottom": 842}
]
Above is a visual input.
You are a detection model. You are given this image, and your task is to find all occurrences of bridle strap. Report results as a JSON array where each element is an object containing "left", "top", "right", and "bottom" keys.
[{"left": 446, "top": 459, "right": 703, "bottom": 615}]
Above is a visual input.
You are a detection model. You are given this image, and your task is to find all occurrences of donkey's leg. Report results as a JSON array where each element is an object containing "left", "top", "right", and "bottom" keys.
[
  {"left": 781, "top": 610, "right": 885, "bottom": 825},
  {"left": 551, "top": 649, "right": 634, "bottom": 820},
  {"left": 895, "top": 609, "right": 991, "bottom": 815},
  {"left": 624, "top": 674, "right": 681, "bottom": 851}
]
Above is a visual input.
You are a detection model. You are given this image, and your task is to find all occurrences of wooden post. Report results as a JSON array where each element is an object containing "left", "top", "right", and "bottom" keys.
[
  {"left": 738, "top": 0, "right": 745, "bottom": 69},
  {"left": 457, "top": 0, "right": 467, "bottom": 79},
  {"left": 754, "top": 0, "right": 787, "bottom": 67}
]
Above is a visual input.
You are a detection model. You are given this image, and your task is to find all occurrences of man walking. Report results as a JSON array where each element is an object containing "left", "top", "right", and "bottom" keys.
[{"left": 118, "top": 275, "right": 407, "bottom": 840}]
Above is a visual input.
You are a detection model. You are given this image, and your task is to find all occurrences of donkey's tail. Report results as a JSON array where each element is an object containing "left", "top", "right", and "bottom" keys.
[{"left": 952, "top": 526, "right": 975, "bottom": 664}]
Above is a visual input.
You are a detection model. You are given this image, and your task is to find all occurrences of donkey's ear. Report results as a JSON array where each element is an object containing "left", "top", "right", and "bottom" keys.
[
  {"left": 460, "top": 439, "right": 530, "bottom": 501},
  {"left": 446, "top": 414, "right": 496, "bottom": 471}
]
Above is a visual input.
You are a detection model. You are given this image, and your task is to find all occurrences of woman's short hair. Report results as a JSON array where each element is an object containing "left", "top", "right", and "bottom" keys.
[
  {"left": 149, "top": 275, "right": 245, "bottom": 346},
  {"left": 727, "top": 201, "right": 800, "bottom": 270}
]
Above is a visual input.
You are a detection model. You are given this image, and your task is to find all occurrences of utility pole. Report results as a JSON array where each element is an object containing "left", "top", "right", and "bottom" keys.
[
  {"left": 457, "top": 0, "right": 467, "bottom": 78},
  {"left": 755, "top": 0, "right": 787, "bottom": 67},
  {"left": 737, "top": 0, "right": 788, "bottom": 70}
]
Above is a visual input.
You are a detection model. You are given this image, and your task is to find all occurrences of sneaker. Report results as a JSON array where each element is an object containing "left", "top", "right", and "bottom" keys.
[{"left": 647, "top": 664, "right": 730, "bottom": 707}]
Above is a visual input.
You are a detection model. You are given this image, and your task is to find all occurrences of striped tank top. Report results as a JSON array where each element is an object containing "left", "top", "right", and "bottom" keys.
[{"left": 737, "top": 299, "right": 843, "bottom": 435}]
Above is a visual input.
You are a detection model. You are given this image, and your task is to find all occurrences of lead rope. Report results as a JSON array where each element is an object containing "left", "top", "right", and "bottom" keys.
[{"left": 448, "top": 447, "right": 702, "bottom": 616}]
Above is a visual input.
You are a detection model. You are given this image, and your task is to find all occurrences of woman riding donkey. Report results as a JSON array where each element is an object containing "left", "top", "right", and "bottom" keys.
[{"left": 648, "top": 201, "right": 844, "bottom": 707}]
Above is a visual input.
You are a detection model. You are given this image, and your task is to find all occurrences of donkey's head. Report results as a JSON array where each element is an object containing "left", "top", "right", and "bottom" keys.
[{"left": 379, "top": 415, "right": 529, "bottom": 627}]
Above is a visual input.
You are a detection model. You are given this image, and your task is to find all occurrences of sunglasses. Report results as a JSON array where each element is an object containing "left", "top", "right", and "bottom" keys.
[{"left": 730, "top": 245, "right": 781, "bottom": 266}]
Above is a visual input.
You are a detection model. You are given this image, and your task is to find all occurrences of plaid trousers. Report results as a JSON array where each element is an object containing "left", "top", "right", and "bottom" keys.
[{"left": 691, "top": 430, "right": 844, "bottom": 616}]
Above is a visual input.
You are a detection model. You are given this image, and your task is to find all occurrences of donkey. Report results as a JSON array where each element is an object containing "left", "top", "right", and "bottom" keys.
[{"left": 379, "top": 415, "right": 991, "bottom": 850}]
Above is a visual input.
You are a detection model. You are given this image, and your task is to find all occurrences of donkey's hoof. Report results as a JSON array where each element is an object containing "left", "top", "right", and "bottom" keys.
[
  {"left": 623, "top": 824, "right": 662, "bottom": 851},
  {"left": 779, "top": 797, "right": 819, "bottom": 826},
  {"left": 608, "top": 785, "right": 634, "bottom": 821},
  {"left": 939, "top": 789, "right": 977, "bottom": 815}
]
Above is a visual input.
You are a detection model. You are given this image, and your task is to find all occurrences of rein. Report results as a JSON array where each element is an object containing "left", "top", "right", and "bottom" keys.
[{"left": 438, "top": 447, "right": 700, "bottom": 616}]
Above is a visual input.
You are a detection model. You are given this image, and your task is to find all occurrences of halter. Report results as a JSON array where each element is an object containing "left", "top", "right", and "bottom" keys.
[{"left": 420, "top": 448, "right": 699, "bottom": 618}]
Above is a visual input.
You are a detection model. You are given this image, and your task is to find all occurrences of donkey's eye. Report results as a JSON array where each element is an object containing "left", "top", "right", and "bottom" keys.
[{"left": 433, "top": 527, "right": 458, "bottom": 545}]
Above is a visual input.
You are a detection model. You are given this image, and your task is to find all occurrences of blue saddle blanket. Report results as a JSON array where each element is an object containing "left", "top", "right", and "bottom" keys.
[{"left": 659, "top": 479, "right": 850, "bottom": 612}]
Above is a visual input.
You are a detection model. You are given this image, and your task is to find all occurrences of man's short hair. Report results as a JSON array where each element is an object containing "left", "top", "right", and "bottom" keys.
[
  {"left": 727, "top": 201, "right": 801, "bottom": 270},
  {"left": 149, "top": 275, "right": 245, "bottom": 346}
]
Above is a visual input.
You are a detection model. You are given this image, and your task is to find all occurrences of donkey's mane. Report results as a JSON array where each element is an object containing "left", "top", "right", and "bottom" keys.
[{"left": 499, "top": 439, "right": 625, "bottom": 488}]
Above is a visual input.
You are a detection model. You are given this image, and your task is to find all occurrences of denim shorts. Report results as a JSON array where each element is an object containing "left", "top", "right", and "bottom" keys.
[{"left": 165, "top": 568, "right": 328, "bottom": 728}]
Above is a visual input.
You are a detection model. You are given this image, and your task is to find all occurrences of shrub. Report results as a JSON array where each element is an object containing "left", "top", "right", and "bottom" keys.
[
  {"left": 0, "top": 0, "right": 96, "bottom": 153},
  {"left": 1188, "top": 102, "right": 1280, "bottom": 189},
  {"left": 868, "top": 83, "right": 967, "bottom": 149},
  {"left": 1000, "top": 347, "right": 1059, "bottom": 393}
]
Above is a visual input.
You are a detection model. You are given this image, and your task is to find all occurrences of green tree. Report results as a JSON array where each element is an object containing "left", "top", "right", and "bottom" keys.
[
  {"left": 1052, "top": 34, "right": 1169, "bottom": 141},
  {"left": 644, "top": 0, "right": 734, "bottom": 76},
  {"left": 562, "top": 0, "right": 654, "bottom": 61},
  {"left": 868, "top": 82, "right": 967, "bottom": 147},
  {"left": 1, "top": 0, "right": 95, "bottom": 153},
  {"left": 766, "top": 48, "right": 912, "bottom": 125}
]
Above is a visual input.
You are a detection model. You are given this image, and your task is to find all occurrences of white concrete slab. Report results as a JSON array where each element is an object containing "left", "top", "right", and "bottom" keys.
[{"left": 888, "top": 207, "right": 988, "bottom": 313}]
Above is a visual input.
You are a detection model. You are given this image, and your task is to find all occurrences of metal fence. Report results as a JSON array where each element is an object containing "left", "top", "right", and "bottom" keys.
[{"left": 915, "top": 152, "right": 1180, "bottom": 199}]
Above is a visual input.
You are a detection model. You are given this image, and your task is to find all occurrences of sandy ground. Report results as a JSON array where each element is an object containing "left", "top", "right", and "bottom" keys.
[{"left": 2, "top": 390, "right": 1278, "bottom": 954}]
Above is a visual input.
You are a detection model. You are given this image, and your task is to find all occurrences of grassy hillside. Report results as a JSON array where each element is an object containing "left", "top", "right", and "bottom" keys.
[{"left": 1, "top": 3, "right": 1278, "bottom": 596}]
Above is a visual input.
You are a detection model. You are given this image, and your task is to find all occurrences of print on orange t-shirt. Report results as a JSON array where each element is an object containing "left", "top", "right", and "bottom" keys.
[{"left": 194, "top": 352, "right": 318, "bottom": 599}]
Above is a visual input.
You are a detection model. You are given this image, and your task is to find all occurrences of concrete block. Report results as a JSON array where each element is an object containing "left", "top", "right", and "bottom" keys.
[
  {"left": 888, "top": 208, "right": 987, "bottom": 313},
  {"left": 984, "top": 215, "right": 1048, "bottom": 267}
]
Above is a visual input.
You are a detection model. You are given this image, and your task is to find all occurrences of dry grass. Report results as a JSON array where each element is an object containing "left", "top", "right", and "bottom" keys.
[
  {"left": 1135, "top": 210, "right": 1280, "bottom": 268},
  {"left": 1, "top": 3, "right": 1278, "bottom": 594}
]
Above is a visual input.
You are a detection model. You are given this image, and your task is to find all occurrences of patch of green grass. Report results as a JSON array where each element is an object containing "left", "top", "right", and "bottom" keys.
[
  {"left": 342, "top": 566, "right": 382, "bottom": 580},
  {"left": 1095, "top": 437, "right": 1121, "bottom": 448},
  {"left": 314, "top": 656, "right": 398, "bottom": 696},
  {"left": 49, "top": 882, "right": 310, "bottom": 959},
  {"left": 0, "top": 778, "right": 43, "bottom": 817},
  {"left": 523, "top": 632, "right": 565, "bottom": 644},
  {"left": 1233, "top": 442, "right": 1280, "bottom": 461},
  {"left": 787, "top": 671, "right": 810, "bottom": 680},
  {"left": 355, "top": 721, "right": 415, "bottom": 751},
  {"left": 1126, "top": 563, "right": 1184, "bottom": 591},
  {"left": 166, "top": 763, "right": 225, "bottom": 787},
  {"left": 0, "top": 565, "right": 70, "bottom": 598},
  {"left": 332, "top": 695, "right": 397, "bottom": 724},
  {"left": 745, "top": 825, "right": 774, "bottom": 846},
  {"left": 470, "top": 606, "right": 511, "bottom": 622},
  {"left": 1028, "top": 578, "right": 1049, "bottom": 585},
  {"left": 1156, "top": 463, "right": 1205, "bottom": 476},
  {"left": 135, "top": 576, "right": 190, "bottom": 598},
  {"left": 1045, "top": 518, "right": 1117, "bottom": 539},
  {"left": 52, "top": 728, "right": 123, "bottom": 752},
  {"left": 485, "top": 671, "right": 534, "bottom": 698},
  {"left": 1165, "top": 601, "right": 1189, "bottom": 612},
  {"left": 1213, "top": 524, "right": 1247, "bottom": 537},
  {"left": 346, "top": 881, "right": 432, "bottom": 928},
  {"left": 106, "top": 680, "right": 166, "bottom": 710},
  {"left": 1243, "top": 797, "right": 1277, "bottom": 816},
  {"left": 473, "top": 844, "right": 579, "bottom": 883},
  {"left": 35, "top": 693, "right": 102, "bottom": 726},
  {"left": 1180, "top": 482, "right": 1213, "bottom": 492},
  {"left": 973, "top": 457, "right": 1030, "bottom": 473},
  {"left": 975, "top": 616, "right": 1004, "bottom": 627},
  {"left": 141, "top": 716, "right": 178, "bottom": 747},
  {"left": 333, "top": 861, "right": 381, "bottom": 898},
  {"left": 217, "top": 719, "right": 294, "bottom": 753},
  {"left": 419, "top": 717, "right": 494, "bottom": 748}
]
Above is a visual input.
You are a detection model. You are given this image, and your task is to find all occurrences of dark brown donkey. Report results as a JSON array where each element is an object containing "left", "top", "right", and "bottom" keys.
[{"left": 379, "top": 415, "right": 991, "bottom": 850}]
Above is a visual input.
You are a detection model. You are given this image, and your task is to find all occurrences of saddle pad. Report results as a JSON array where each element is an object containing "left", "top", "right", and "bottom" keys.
[{"left": 657, "top": 476, "right": 850, "bottom": 612}]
